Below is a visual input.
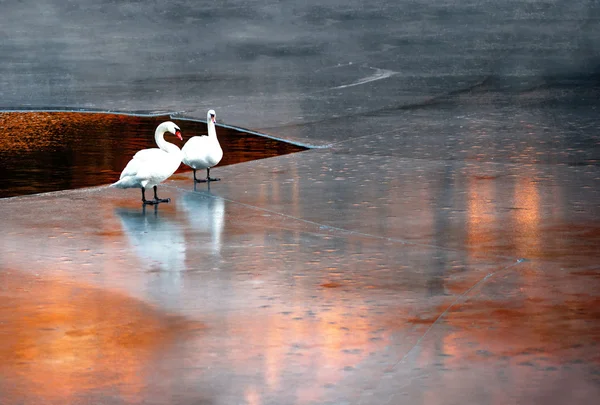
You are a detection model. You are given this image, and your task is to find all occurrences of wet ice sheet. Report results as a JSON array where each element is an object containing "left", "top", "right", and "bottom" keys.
[
  {"left": 1, "top": 143, "right": 599, "bottom": 404},
  {"left": 1, "top": 1, "right": 600, "bottom": 403},
  {"left": 169, "top": 149, "right": 600, "bottom": 264},
  {"left": 0, "top": 186, "right": 507, "bottom": 405},
  {"left": 0, "top": 271, "right": 204, "bottom": 405},
  {"left": 367, "top": 260, "right": 600, "bottom": 405}
]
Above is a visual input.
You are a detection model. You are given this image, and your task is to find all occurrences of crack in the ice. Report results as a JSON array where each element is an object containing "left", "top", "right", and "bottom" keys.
[
  {"left": 329, "top": 67, "right": 398, "bottom": 90},
  {"left": 356, "top": 258, "right": 526, "bottom": 405}
]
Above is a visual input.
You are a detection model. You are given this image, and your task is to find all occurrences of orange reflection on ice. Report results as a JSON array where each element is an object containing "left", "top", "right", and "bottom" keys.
[
  {"left": 219, "top": 297, "right": 388, "bottom": 405},
  {"left": 244, "top": 386, "right": 261, "bottom": 405},
  {"left": 0, "top": 270, "right": 202, "bottom": 403},
  {"left": 511, "top": 167, "right": 541, "bottom": 258},
  {"left": 440, "top": 294, "right": 600, "bottom": 364},
  {"left": 466, "top": 166, "right": 542, "bottom": 259},
  {"left": 466, "top": 171, "right": 498, "bottom": 254}
]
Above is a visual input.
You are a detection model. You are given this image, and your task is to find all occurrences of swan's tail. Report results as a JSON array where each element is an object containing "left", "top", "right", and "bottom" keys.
[{"left": 110, "top": 178, "right": 137, "bottom": 189}]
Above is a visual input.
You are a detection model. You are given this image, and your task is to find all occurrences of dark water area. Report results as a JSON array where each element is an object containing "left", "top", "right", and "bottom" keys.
[{"left": 0, "top": 112, "right": 306, "bottom": 198}]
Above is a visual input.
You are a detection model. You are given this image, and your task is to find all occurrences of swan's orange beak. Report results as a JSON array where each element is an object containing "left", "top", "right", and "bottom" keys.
[
  {"left": 175, "top": 130, "right": 183, "bottom": 140},
  {"left": 211, "top": 116, "right": 216, "bottom": 124}
]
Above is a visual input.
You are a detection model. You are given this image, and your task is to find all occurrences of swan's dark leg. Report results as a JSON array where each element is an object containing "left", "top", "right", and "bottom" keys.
[
  {"left": 194, "top": 168, "right": 208, "bottom": 183},
  {"left": 194, "top": 167, "right": 220, "bottom": 183},
  {"left": 142, "top": 187, "right": 158, "bottom": 205},
  {"left": 206, "top": 167, "right": 220, "bottom": 182},
  {"left": 141, "top": 187, "right": 151, "bottom": 204},
  {"left": 152, "top": 185, "right": 171, "bottom": 203}
]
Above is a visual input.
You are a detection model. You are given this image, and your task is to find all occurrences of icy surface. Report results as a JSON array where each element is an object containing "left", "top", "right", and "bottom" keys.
[{"left": 1, "top": 1, "right": 600, "bottom": 404}]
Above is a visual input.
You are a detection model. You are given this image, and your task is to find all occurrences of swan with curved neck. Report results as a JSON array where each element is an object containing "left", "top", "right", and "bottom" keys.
[
  {"left": 111, "top": 121, "right": 183, "bottom": 204},
  {"left": 181, "top": 109, "right": 223, "bottom": 183}
]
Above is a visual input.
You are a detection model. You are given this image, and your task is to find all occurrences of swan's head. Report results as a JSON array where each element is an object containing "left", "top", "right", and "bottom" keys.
[
  {"left": 207, "top": 109, "right": 216, "bottom": 124},
  {"left": 163, "top": 121, "right": 183, "bottom": 140}
]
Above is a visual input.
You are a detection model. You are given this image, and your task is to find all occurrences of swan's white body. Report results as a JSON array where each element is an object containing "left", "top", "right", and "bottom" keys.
[
  {"left": 111, "top": 121, "right": 183, "bottom": 190},
  {"left": 182, "top": 110, "right": 223, "bottom": 181}
]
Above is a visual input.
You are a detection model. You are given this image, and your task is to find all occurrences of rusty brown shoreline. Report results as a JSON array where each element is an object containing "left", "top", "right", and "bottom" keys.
[{"left": 0, "top": 108, "right": 328, "bottom": 149}]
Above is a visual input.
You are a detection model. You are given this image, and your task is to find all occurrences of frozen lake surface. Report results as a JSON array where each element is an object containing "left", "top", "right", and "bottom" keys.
[{"left": 1, "top": 1, "right": 599, "bottom": 404}]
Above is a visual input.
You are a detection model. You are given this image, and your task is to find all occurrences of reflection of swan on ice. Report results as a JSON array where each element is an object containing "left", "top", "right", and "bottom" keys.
[
  {"left": 115, "top": 206, "right": 187, "bottom": 306},
  {"left": 115, "top": 207, "right": 187, "bottom": 273},
  {"left": 178, "top": 188, "right": 225, "bottom": 255}
]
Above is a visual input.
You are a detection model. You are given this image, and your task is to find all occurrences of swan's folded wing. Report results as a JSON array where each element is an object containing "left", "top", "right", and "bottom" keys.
[
  {"left": 118, "top": 159, "right": 156, "bottom": 186},
  {"left": 119, "top": 158, "right": 142, "bottom": 180}
]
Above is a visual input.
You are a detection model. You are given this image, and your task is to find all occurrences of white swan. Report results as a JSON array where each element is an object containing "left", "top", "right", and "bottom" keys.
[
  {"left": 182, "top": 109, "right": 223, "bottom": 182},
  {"left": 111, "top": 121, "right": 183, "bottom": 204}
]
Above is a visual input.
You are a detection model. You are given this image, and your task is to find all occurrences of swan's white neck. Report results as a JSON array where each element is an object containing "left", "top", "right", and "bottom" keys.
[
  {"left": 208, "top": 117, "right": 217, "bottom": 138},
  {"left": 155, "top": 124, "right": 181, "bottom": 154}
]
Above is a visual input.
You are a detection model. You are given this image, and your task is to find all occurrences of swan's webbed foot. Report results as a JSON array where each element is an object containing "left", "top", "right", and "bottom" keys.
[
  {"left": 193, "top": 168, "right": 220, "bottom": 183},
  {"left": 143, "top": 198, "right": 170, "bottom": 205},
  {"left": 141, "top": 186, "right": 171, "bottom": 204},
  {"left": 150, "top": 186, "right": 170, "bottom": 204},
  {"left": 194, "top": 177, "right": 220, "bottom": 183}
]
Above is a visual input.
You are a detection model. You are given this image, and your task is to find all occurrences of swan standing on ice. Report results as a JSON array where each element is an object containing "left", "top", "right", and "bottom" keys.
[
  {"left": 182, "top": 109, "right": 223, "bottom": 182},
  {"left": 111, "top": 121, "right": 183, "bottom": 204}
]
